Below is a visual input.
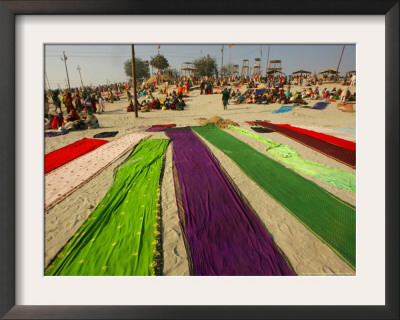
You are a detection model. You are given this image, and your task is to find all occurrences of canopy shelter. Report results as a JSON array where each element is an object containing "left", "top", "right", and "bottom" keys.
[
  {"left": 266, "top": 70, "right": 285, "bottom": 76},
  {"left": 144, "top": 74, "right": 174, "bottom": 85},
  {"left": 292, "top": 70, "right": 311, "bottom": 75},
  {"left": 346, "top": 70, "right": 356, "bottom": 74},
  {"left": 318, "top": 68, "right": 338, "bottom": 75}
]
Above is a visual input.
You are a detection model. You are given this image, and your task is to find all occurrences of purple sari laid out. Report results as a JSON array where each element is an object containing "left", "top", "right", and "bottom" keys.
[{"left": 166, "top": 127, "right": 295, "bottom": 276}]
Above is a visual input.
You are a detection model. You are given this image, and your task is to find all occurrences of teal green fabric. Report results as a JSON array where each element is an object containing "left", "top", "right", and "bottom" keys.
[
  {"left": 227, "top": 126, "right": 356, "bottom": 192},
  {"left": 45, "top": 139, "right": 170, "bottom": 276},
  {"left": 193, "top": 123, "right": 356, "bottom": 270}
]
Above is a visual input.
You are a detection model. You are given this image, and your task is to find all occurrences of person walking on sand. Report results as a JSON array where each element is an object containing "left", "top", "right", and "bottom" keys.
[
  {"left": 222, "top": 88, "right": 230, "bottom": 110},
  {"left": 98, "top": 94, "right": 105, "bottom": 113}
]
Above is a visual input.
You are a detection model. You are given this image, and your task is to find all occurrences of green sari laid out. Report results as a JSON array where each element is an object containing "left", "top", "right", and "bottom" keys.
[
  {"left": 227, "top": 125, "right": 356, "bottom": 192},
  {"left": 193, "top": 123, "right": 356, "bottom": 270},
  {"left": 45, "top": 139, "right": 170, "bottom": 276}
]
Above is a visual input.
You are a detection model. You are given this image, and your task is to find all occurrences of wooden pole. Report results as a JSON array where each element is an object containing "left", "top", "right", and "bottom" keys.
[
  {"left": 77, "top": 65, "right": 84, "bottom": 89},
  {"left": 131, "top": 44, "right": 138, "bottom": 118},
  {"left": 221, "top": 45, "right": 224, "bottom": 78},
  {"left": 62, "top": 51, "right": 71, "bottom": 90},
  {"left": 336, "top": 44, "right": 346, "bottom": 79}
]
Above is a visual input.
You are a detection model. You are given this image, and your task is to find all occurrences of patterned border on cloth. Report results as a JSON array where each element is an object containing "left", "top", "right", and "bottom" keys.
[
  {"left": 45, "top": 138, "right": 109, "bottom": 174},
  {"left": 45, "top": 132, "right": 148, "bottom": 211}
]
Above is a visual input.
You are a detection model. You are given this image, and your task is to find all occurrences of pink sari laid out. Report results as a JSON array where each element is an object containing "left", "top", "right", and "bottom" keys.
[{"left": 45, "top": 132, "right": 148, "bottom": 211}]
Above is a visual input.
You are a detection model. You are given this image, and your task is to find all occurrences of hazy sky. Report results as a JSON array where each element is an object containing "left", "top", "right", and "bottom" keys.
[{"left": 45, "top": 44, "right": 356, "bottom": 89}]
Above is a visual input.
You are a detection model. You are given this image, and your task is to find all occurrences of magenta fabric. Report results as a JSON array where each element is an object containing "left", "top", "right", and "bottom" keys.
[
  {"left": 166, "top": 127, "right": 295, "bottom": 276},
  {"left": 146, "top": 124, "right": 177, "bottom": 132}
]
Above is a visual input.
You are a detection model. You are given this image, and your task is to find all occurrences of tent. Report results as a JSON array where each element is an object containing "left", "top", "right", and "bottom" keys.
[
  {"left": 292, "top": 70, "right": 311, "bottom": 75},
  {"left": 318, "top": 68, "right": 337, "bottom": 75},
  {"left": 144, "top": 74, "right": 175, "bottom": 85}
]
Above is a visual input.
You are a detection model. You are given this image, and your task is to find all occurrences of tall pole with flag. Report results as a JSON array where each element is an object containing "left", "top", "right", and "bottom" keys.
[{"left": 229, "top": 44, "right": 234, "bottom": 66}]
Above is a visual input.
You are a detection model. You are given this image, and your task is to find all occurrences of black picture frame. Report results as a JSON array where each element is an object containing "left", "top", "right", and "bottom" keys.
[{"left": 0, "top": 1, "right": 398, "bottom": 319}]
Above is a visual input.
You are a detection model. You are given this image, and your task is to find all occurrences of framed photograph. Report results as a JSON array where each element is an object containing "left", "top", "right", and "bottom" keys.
[{"left": 0, "top": 1, "right": 398, "bottom": 319}]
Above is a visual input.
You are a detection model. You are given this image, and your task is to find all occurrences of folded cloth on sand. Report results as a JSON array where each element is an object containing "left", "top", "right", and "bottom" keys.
[
  {"left": 311, "top": 100, "right": 330, "bottom": 110},
  {"left": 45, "top": 132, "right": 148, "bottom": 211},
  {"left": 146, "top": 124, "right": 176, "bottom": 132},
  {"left": 273, "top": 106, "right": 294, "bottom": 114},
  {"left": 193, "top": 123, "right": 356, "bottom": 270},
  {"left": 44, "top": 131, "right": 68, "bottom": 138},
  {"left": 45, "top": 139, "right": 170, "bottom": 276},
  {"left": 337, "top": 103, "right": 355, "bottom": 113},
  {"left": 93, "top": 131, "right": 119, "bottom": 138},
  {"left": 251, "top": 127, "right": 275, "bottom": 133},
  {"left": 166, "top": 127, "right": 295, "bottom": 276},
  {"left": 45, "top": 138, "right": 109, "bottom": 174}
]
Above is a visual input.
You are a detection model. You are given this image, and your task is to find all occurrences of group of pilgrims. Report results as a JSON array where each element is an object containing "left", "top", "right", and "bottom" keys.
[
  {"left": 220, "top": 85, "right": 356, "bottom": 109},
  {"left": 44, "top": 87, "right": 122, "bottom": 132}
]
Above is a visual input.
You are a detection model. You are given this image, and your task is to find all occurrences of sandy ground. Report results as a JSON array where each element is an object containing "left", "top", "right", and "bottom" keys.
[{"left": 45, "top": 83, "right": 356, "bottom": 275}]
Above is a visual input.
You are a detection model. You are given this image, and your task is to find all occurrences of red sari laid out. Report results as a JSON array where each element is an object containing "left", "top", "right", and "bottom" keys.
[{"left": 45, "top": 137, "right": 109, "bottom": 174}]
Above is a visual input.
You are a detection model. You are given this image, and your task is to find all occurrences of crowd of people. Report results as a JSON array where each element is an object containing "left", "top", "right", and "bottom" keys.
[
  {"left": 219, "top": 84, "right": 356, "bottom": 110},
  {"left": 44, "top": 72, "right": 356, "bottom": 131}
]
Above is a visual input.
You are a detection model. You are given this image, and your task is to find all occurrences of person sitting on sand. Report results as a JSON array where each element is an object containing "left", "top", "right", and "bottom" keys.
[
  {"left": 51, "top": 112, "right": 64, "bottom": 129},
  {"left": 85, "top": 110, "right": 99, "bottom": 129},
  {"left": 176, "top": 97, "right": 185, "bottom": 111},
  {"left": 140, "top": 101, "right": 150, "bottom": 113},
  {"left": 127, "top": 100, "right": 134, "bottom": 112},
  {"left": 163, "top": 98, "right": 171, "bottom": 109},
  {"left": 312, "top": 87, "right": 320, "bottom": 100},
  {"left": 170, "top": 97, "right": 179, "bottom": 110},
  {"left": 65, "top": 108, "right": 80, "bottom": 122},
  {"left": 322, "top": 89, "right": 330, "bottom": 100}
]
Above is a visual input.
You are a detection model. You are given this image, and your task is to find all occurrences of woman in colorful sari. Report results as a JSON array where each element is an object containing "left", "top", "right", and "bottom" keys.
[{"left": 64, "top": 92, "right": 73, "bottom": 112}]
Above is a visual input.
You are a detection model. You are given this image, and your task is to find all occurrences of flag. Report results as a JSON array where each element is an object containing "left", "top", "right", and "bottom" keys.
[
  {"left": 229, "top": 44, "right": 234, "bottom": 48},
  {"left": 157, "top": 45, "right": 161, "bottom": 50}
]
